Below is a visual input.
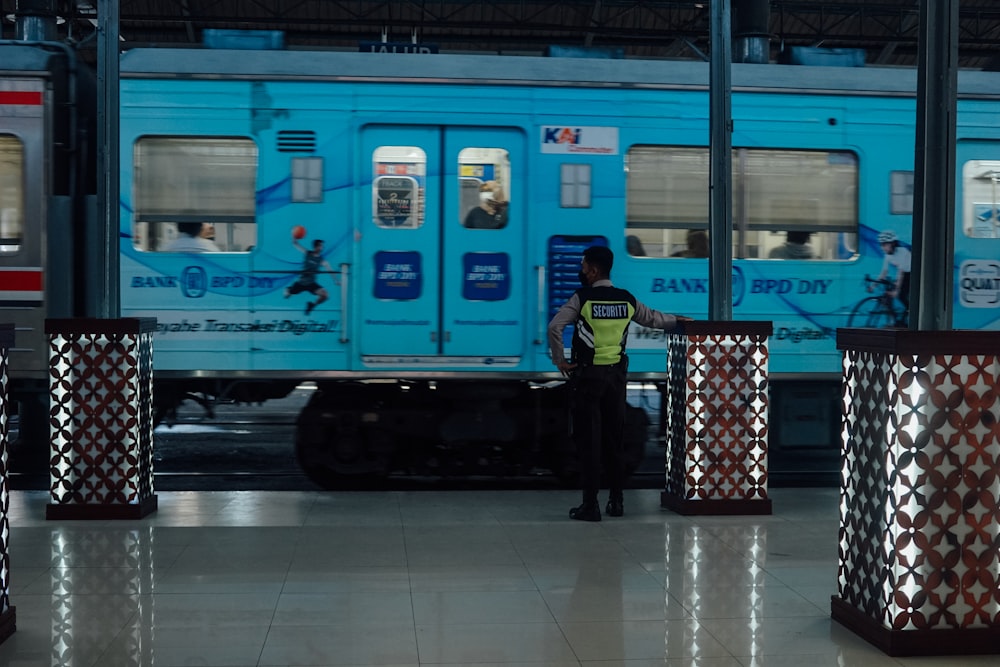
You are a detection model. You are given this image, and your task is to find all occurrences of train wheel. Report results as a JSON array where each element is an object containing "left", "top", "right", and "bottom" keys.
[
  {"left": 623, "top": 404, "right": 649, "bottom": 475},
  {"left": 549, "top": 405, "right": 648, "bottom": 487},
  {"left": 294, "top": 387, "right": 390, "bottom": 489}
]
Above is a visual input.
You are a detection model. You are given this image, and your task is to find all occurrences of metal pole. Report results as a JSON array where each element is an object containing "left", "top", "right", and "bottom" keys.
[
  {"left": 95, "top": 0, "right": 120, "bottom": 318},
  {"left": 709, "top": 0, "right": 733, "bottom": 320},
  {"left": 910, "top": 0, "right": 957, "bottom": 331}
]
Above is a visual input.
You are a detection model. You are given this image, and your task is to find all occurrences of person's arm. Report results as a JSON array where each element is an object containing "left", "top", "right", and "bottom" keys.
[
  {"left": 292, "top": 239, "right": 307, "bottom": 254},
  {"left": 876, "top": 255, "right": 890, "bottom": 282},
  {"left": 547, "top": 293, "right": 580, "bottom": 376},
  {"left": 870, "top": 255, "right": 890, "bottom": 292},
  {"left": 632, "top": 300, "right": 680, "bottom": 330}
]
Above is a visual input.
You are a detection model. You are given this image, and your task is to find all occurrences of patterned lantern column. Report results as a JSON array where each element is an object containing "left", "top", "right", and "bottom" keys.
[
  {"left": 661, "top": 321, "right": 772, "bottom": 515},
  {"left": 833, "top": 329, "right": 1000, "bottom": 656},
  {"left": 46, "top": 318, "right": 157, "bottom": 520},
  {"left": 0, "top": 323, "right": 16, "bottom": 643}
]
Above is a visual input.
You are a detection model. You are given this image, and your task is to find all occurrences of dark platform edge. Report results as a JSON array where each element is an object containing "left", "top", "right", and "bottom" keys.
[
  {"left": 46, "top": 495, "right": 158, "bottom": 520},
  {"left": 0, "top": 606, "right": 15, "bottom": 645},
  {"left": 831, "top": 596, "right": 1000, "bottom": 656},
  {"left": 660, "top": 492, "right": 772, "bottom": 515}
]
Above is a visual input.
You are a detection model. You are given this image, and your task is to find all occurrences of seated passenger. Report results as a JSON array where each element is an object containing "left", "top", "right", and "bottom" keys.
[
  {"left": 670, "top": 230, "right": 708, "bottom": 258},
  {"left": 165, "top": 222, "right": 219, "bottom": 252},
  {"left": 626, "top": 235, "right": 647, "bottom": 256},
  {"left": 769, "top": 231, "right": 815, "bottom": 260},
  {"left": 464, "top": 180, "right": 508, "bottom": 229}
]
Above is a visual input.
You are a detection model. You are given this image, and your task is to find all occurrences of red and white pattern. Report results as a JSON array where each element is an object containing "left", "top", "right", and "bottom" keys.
[
  {"left": 0, "top": 324, "right": 15, "bottom": 642},
  {"left": 837, "top": 346, "right": 1000, "bottom": 636},
  {"left": 47, "top": 319, "right": 156, "bottom": 515},
  {"left": 662, "top": 322, "right": 771, "bottom": 513}
]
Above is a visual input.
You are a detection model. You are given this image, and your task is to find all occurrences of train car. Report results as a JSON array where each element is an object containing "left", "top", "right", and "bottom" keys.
[
  {"left": 5, "top": 38, "right": 1000, "bottom": 486},
  {"left": 0, "top": 40, "right": 95, "bottom": 448}
]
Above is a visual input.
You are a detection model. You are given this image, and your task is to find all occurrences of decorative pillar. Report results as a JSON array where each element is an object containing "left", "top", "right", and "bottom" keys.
[
  {"left": 661, "top": 321, "right": 772, "bottom": 515},
  {"left": 0, "top": 323, "right": 16, "bottom": 643},
  {"left": 833, "top": 328, "right": 1000, "bottom": 656},
  {"left": 46, "top": 318, "right": 157, "bottom": 520}
]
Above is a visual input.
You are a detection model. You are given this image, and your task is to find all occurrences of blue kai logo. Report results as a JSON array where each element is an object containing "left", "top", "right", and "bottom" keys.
[
  {"left": 543, "top": 127, "right": 581, "bottom": 145},
  {"left": 180, "top": 266, "right": 208, "bottom": 298}
]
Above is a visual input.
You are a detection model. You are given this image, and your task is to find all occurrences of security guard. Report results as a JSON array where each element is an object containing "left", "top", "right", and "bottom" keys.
[{"left": 548, "top": 245, "right": 690, "bottom": 521}]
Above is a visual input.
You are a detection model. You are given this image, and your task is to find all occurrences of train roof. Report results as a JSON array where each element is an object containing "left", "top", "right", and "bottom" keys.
[
  {"left": 119, "top": 47, "right": 1000, "bottom": 99},
  {"left": 0, "top": 42, "right": 73, "bottom": 75}
]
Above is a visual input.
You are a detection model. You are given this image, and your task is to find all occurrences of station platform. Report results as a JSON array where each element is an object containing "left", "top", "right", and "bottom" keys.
[{"left": 0, "top": 487, "right": 987, "bottom": 666}]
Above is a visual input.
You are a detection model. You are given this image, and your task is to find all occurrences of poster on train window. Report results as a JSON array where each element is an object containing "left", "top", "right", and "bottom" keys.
[{"left": 374, "top": 176, "right": 416, "bottom": 227}]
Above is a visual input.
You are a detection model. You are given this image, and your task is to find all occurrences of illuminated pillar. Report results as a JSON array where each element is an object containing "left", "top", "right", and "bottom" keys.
[
  {"left": 661, "top": 321, "right": 772, "bottom": 515},
  {"left": 0, "top": 323, "right": 16, "bottom": 643},
  {"left": 46, "top": 318, "right": 157, "bottom": 520},
  {"left": 833, "top": 329, "right": 1000, "bottom": 655}
]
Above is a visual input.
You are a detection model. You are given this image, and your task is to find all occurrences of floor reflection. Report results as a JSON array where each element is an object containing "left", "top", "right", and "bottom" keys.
[
  {"left": 49, "top": 528, "right": 153, "bottom": 666},
  {"left": 0, "top": 487, "right": 912, "bottom": 666}
]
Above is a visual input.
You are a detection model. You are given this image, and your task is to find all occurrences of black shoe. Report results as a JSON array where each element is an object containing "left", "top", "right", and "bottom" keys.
[
  {"left": 605, "top": 498, "right": 623, "bottom": 517},
  {"left": 305, "top": 301, "right": 315, "bottom": 315},
  {"left": 569, "top": 503, "right": 601, "bottom": 522}
]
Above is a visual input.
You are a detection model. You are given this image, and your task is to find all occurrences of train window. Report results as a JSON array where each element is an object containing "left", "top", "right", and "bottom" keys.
[
  {"left": 459, "top": 147, "right": 510, "bottom": 229},
  {"left": 890, "top": 171, "right": 914, "bottom": 215},
  {"left": 738, "top": 150, "right": 857, "bottom": 260},
  {"left": 373, "top": 146, "right": 425, "bottom": 228},
  {"left": 560, "top": 164, "right": 591, "bottom": 209},
  {"left": 625, "top": 146, "right": 858, "bottom": 260},
  {"left": 0, "top": 135, "right": 24, "bottom": 253},
  {"left": 133, "top": 137, "right": 258, "bottom": 252},
  {"left": 962, "top": 160, "right": 1000, "bottom": 238},
  {"left": 291, "top": 157, "right": 323, "bottom": 203},
  {"left": 625, "top": 146, "right": 709, "bottom": 258}
]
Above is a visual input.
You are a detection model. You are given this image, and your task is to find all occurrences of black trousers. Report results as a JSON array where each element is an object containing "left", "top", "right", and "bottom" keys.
[{"left": 571, "top": 361, "right": 627, "bottom": 504}]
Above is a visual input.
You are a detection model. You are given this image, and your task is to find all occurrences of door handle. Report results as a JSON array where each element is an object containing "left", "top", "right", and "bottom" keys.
[
  {"left": 339, "top": 263, "right": 350, "bottom": 343},
  {"left": 430, "top": 331, "right": 437, "bottom": 343},
  {"left": 535, "top": 265, "right": 546, "bottom": 344}
]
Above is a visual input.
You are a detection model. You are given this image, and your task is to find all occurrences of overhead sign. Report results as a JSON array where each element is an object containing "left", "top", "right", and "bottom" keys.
[{"left": 360, "top": 41, "right": 439, "bottom": 54}]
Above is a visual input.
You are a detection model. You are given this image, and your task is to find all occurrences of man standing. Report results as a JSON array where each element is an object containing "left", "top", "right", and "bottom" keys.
[{"left": 548, "top": 245, "right": 690, "bottom": 522}]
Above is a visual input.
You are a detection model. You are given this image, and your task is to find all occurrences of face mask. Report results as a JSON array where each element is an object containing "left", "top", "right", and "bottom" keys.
[
  {"left": 578, "top": 270, "right": 589, "bottom": 286},
  {"left": 479, "top": 191, "right": 495, "bottom": 204}
]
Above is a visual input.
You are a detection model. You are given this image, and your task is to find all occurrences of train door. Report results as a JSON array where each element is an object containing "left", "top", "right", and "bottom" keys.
[
  {"left": 954, "top": 141, "right": 1000, "bottom": 330},
  {"left": 358, "top": 125, "right": 525, "bottom": 362}
]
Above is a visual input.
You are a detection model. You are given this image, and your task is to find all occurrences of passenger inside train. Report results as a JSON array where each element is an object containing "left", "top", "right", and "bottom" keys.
[
  {"left": 164, "top": 222, "right": 220, "bottom": 253},
  {"left": 669, "top": 229, "right": 709, "bottom": 257},
  {"left": 768, "top": 231, "right": 815, "bottom": 259},
  {"left": 464, "top": 180, "right": 509, "bottom": 229}
]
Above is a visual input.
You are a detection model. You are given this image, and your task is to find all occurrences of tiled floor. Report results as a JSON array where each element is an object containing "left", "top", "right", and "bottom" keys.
[{"left": 0, "top": 487, "right": 996, "bottom": 666}]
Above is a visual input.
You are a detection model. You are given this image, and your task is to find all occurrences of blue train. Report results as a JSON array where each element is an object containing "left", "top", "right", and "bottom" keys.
[{"left": 3, "top": 36, "right": 1000, "bottom": 485}]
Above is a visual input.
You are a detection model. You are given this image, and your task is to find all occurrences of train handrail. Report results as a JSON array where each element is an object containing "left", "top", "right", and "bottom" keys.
[
  {"left": 339, "top": 262, "right": 350, "bottom": 343},
  {"left": 535, "top": 264, "right": 546, "bottom": 345}
]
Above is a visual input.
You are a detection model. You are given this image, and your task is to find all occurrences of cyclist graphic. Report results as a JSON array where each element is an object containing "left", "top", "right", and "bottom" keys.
[
  {"left": 870, "top": 229, "right": 911, "bottom": 326},
  {"left": 848, "top": 230, "right": 912, "bottom": 328}
]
